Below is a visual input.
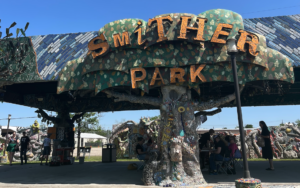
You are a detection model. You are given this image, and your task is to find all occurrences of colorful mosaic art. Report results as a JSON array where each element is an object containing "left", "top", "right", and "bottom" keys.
[
  {"left": 0, "top": 37, "right": 41, "bottom": 84},
  {"left": 2, "top": 13, "right": 298, "bottom": 87},
  {"left": 110, "top": 117, "right": 159, "bottom": 159},
  {"left": 56, "top": 10, "right": 295, "bottom": 95}
]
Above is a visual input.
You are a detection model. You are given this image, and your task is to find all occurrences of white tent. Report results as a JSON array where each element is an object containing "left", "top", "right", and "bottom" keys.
[
  {"left": 0, "top": 126, "right": 18, "bottom": 137},
  {"left": 74, "top": 133, "right": 107, "bottom": 147},
  {"left": 75, "top": 133, "right": 107, "bottom": 139}
]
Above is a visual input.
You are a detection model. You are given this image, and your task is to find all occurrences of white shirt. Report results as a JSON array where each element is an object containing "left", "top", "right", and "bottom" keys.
[{"left": 43, "top": 138, "right": 51, "bottom": 147}]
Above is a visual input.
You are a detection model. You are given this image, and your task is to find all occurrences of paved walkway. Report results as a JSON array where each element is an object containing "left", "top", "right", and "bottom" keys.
[
  {"left": 89, "top": 148, "right": 102, "bottom": 156},
  {"left": 0, "top": 161, "right": 299, "bottom": 187}
]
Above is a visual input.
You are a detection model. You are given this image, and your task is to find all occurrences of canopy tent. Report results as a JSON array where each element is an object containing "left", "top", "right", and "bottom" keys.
[
  {"left": 75, "top": 133, "right": 107, "bottom": 140},
  {"left": 0, "top": 126, "right": 18, "bottom": 137}
]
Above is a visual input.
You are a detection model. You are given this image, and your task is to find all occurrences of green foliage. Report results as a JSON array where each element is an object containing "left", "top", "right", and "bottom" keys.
[
  {"left": 295, "top": 119, "right": 300, "bottom": 127},
  {"left": 244, "top": 124, "right": 254, "bottom": 128},
  {"left": 150, "top": 115, "right": 160, "bottom": 121},
  {"left": 72, "top": 112, "right": 111, "bottom": 137},
  {"left": 223, "top": 127, "right": 227, "bottom": 129},
  {"left": 235, "top": 126, "right": 239, "bottom": 129},
  {"left": 280, "top": 123, "right": 285, "bottom": 126}
]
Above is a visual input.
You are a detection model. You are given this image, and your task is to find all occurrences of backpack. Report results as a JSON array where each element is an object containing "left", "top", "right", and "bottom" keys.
[{"left": 234, "top": 149, "right": 242, "bottom": 158}]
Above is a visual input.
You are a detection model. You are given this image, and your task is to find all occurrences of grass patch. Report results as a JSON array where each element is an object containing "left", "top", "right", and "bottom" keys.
[
  {"left": 247, "top": 158, "right": 300, "bottom": 161},
  {"left": 74, "top": 156, "right": 139, "bottom": 162},
  {"left": 2, "top": 156, "right": 299, "bottom": 165}
]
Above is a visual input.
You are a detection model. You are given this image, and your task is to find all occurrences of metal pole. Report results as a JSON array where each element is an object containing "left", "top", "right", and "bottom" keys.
[
  {"left": 3, "top": 115, "right": 11, "bottom": 157},
  {"left": 230, "top": 54, "right": 251, "bottom": 179},
  {"left": 77, "top": 121, "right": 81, "bottom": 158}
]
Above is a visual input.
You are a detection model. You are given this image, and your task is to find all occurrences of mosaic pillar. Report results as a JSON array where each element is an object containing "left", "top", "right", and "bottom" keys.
[{"left": 235, "top": 178, "right": 261, "bottom": 188}]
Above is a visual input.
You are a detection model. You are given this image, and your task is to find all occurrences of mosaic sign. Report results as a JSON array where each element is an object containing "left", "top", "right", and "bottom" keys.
[
  {"left": 57, "top": 9, "right": 294, "bottom": 95},
  {"left": 88, "top": 13, "right": 259, "bottom": 59}
]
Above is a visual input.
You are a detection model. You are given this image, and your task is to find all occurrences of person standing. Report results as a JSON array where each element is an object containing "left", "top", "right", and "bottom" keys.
[
  {"left": 199, "top": 129, "right": 214, "bottom": 169},
  {"left": 6, "top": 131, "right": 19, "bottom": 166},
  {"left": 259, "top": 121, "right": 274, "bottom": 171},
  {"left": 20, "top": 132, "right": 30, "bottom": 165},
  {"left": 40, "top": 134, "right": 51, "bottom": 166}
]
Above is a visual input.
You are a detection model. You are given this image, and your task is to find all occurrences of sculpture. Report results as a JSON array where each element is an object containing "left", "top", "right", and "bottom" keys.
[
  {"left": 110, "top": 117, "right": 160, "bottom": 159},
  {"left": 31, "top": 120, "right": 40, "bottom": 134}
]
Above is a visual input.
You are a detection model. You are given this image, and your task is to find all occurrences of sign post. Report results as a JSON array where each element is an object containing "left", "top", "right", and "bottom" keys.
[{"left": 227, "top": 39, "right": 261, "bottom": 188}]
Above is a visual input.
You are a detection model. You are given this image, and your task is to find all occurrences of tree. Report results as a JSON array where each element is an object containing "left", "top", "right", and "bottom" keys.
[
  {"left": 36, "top": 109, "right": 85, "bottom": 157},
  {"left": 150, "top": 115, "right": 160, "bottom": 121},
  {"left": 223, "top": 127, "right": 227, "bottom": 129},
  {"left": 72, "top": 112, "right": 100, "bottom": 133},
  {"left": 235, "top": 126, "right": 239, "bottom": 129},
  {"left": 103, "top": 85, "right": 244, "bottom": 185},
  {"left": 296, "top": 119, "right": 300, "bottom": 127},
  {"left": 244, "top": 124, "right": 253, "bottom": 128}
]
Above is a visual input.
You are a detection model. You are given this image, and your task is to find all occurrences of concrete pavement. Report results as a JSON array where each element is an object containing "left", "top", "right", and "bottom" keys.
[{"left": 0, "top": 161, "right": 299, "bottom": 187}]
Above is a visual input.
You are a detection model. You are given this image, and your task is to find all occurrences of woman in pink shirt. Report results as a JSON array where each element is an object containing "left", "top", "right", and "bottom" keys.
[{"left": 228, "top": 137, "right": 238, "bottom": 158}]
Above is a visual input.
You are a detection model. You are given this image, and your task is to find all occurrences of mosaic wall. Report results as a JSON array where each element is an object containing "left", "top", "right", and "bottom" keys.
[
  {"left": 30, "top": 14, "right": 300, "bottom": 82},
  {"left": 110, "top": 117, "right": 159, "bottom": 159},
  {"left": 216, "top": 123, "right": 300, "bottom": 159},
  {"left": 31, "top": 32, "right": 97, "bottom": 80},
  {"left": 244, "top": 15, "right": 300, "bottom": 67}
]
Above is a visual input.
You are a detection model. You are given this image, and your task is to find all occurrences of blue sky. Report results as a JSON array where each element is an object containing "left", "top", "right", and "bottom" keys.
[{"left": 0, "top": 0, "right": 299, "bottom": 130}]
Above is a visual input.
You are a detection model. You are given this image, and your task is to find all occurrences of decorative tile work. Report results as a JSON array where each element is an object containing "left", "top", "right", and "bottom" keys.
[
  {"left": 31, "top": 32, "right": 97, "bottom": 80},
  {"left": 31, "top": 14, "right": 300, "bottom": 81},
  {"left": 244, "top": 14, "right": 300, "bottom": 67},
  {"left": 0, "top": 37, "right": 41, "bottom": 83}
]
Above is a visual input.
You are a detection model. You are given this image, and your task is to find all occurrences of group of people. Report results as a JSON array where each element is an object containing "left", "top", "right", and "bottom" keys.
[
  {"left": 199, "top": 121, "right": 274, "bottom": 175},
  {"left": 136, "top": 135, "right": 157, "bottom": 160},
  {"left": 5, "top": 131, "right": 51, "bottom": 166}
]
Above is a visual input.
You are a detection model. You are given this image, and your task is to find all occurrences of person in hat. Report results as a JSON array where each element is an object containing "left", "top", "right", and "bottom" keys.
[
  {"left": 199, "top": 129, "right": 214, "bottom": 169},
  {"left": 209, "top": 135, "right": 230, "bottom": 175}
]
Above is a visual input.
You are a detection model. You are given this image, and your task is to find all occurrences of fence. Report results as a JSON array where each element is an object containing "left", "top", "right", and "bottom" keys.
[{"left": 85, "top": 142, "right": 101, "bottom": 147}]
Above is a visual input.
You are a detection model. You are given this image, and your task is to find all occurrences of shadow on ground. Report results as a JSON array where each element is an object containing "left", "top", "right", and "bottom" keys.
[
  {"left": 0, "top": 161, "right": 299, "bottom": 185},
  {"left": 203, "top": 161, "right": 300, "bottom": 183},
  {"left": 0, "top": 162, "right": 143, "bottom": 185}
]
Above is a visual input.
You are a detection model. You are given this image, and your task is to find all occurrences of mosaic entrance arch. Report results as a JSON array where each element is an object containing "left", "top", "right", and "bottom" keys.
[
  {"left": 54, "top": 9, "right": 294, "bottom": 186},
  {"left": 0, "top": 9, "right": 297, "bottom": 187}
]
